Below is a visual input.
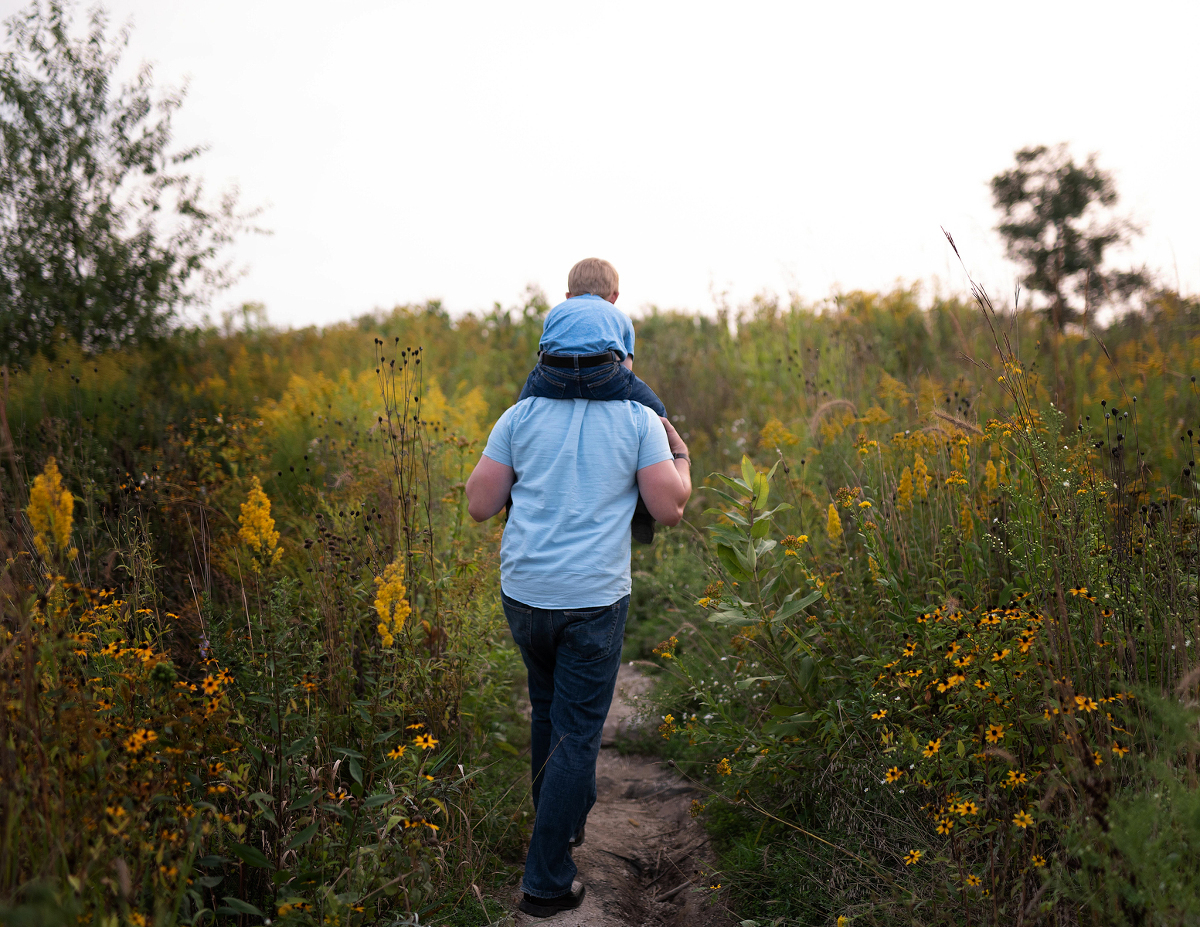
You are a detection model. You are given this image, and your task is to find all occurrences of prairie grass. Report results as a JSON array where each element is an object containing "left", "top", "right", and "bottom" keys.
[{"left": 2, "top": 282, "right": 1199, "bottom": 924}]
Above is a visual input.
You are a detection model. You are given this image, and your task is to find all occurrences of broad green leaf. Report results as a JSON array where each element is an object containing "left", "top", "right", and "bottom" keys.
[
  {"left": 346, "top": 756, "right": 363, "bottom": 785},
  {"left": 221, "top": 898, "right": 265, "bottom": 916},
  {"left": 735, "top": 674, "right": 782, "bottom": 690},
  {"left": 228, "top": 843, "right": 273, "bottom": 870},
  {"left": 751, "top": 517, "right": 771, "bottom": 538},
  {"left": 717, "top": 544, "right": 751, "bottom": 582},
  {"left": 740, "top": 455, "right": 757, "bottom": 488},
  {"left": 716, "top": 473, "right": 751, "bottom": 495},
  {"left": 753, "top": 472, "right": 770, "bottom": 509},
  {"left": 288, "top": 823, "right": 319, "bottom": 849}
]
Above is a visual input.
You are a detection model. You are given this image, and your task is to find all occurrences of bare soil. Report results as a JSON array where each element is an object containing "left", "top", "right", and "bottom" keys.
[{"left": 505, "top": 665, "right": 737, "bottom": 927}]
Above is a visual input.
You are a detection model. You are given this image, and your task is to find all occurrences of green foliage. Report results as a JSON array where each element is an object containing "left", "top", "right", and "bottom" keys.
[
  {"left": 0, "top": 0, "right": 248, "bottom": 364},
  {"left": 991, "top": 144, "right": 1148, "bottom": 330}
]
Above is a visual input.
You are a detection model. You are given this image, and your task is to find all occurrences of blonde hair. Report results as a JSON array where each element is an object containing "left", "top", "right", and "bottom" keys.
[{"left": 567, "top": 258, "right": 619, "bottom": 298}]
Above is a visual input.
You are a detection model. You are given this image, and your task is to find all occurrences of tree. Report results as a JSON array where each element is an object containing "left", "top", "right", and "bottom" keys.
[
  {"left": 991, "top": 144, "right": 1147, "bottom": 331},
  {"left": 0, "top": 0, "right": 250, "bottom": 365}
]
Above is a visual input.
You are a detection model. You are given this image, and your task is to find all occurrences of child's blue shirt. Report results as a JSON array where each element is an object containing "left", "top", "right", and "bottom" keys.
[{"left": 539, "top": 293, "right": 636, "bottom": 359}]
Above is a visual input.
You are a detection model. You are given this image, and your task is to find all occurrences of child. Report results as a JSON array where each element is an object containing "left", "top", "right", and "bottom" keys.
[{"left": 515, "top": 257, "right": 669, "bottom": 544}]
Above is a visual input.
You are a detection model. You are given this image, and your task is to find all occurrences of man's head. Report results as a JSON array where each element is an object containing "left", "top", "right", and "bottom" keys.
[{"left": 567, "top": 258, "right": 619, "bottom": 304}]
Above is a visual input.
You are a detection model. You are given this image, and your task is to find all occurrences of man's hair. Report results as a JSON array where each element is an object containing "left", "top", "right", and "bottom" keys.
[{"left": 567, "top": 258, "right": 619, "bottom": 298}]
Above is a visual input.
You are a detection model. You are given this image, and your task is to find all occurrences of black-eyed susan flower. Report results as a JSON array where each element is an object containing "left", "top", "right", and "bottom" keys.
[
  {"left": 885, "top": 767, "right": 904, "bottom": 783},
  {"left": 1092, "top": 750, "right": 1104, "bottom": 766},
  {"left": 871, "top": 709, "right": 888, "bottom": 720},
  {"left": 1031, "top": 854, "right": 1046, "bottom": 868},
  {"left": 923, "top": 738, "right": 942, "bottom": 758},
  {"left": 991, "top": 649, "right": 1010, "bottom": 662},
  {"left": 202, "top": 675, "right": 221, "bottom": 696},
  {"left": 974, "top": 678, "right": 991, "bottom": 690},
  {"left": 966, "top": 874, "right": 982, "bottom": 887},
  {"left": 1013, "top": 810, "right": 1034, "bottom": 828},
  {"left": 1112, "top": 742, "right": 1129, "bottom": 758},
  {"left": 903, "top": 849, "right": 922, "bottom": 865},
  {"left": 1068, "top": 587, "right": 1087, "bottom": 597},
  {"left": 1005, "top": 770, "right": 1028, "bottom": 788},
  {"left": 1075, "top": 695, "right": 1098, "bottom": 712},
  {"left": 985, "top": 723, "right": 1005, "bottom": 744},
  {"left": 387, "top": 745, "right": 407, "bottom": 760},
  {"left": 413, "top": 733, "right": 439, "bottom": 750}
]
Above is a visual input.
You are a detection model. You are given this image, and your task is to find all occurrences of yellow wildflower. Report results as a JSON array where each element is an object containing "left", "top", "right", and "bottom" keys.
[
  {"left": 896, "top": 466, "right": 913, "bottom": 511},
  {"left": 985, "top": 460, "right": 998, "bottom": 493},
  {"left": 985, "top": 723, "right": 1005, "bottom": 744},
  {"left": 1013, "top": 810, "right": 1034, "bottom": 828},
  {"left": 1031, "top": 854, "right": 1046, "bottom": 868},
  {"left": 715, "top": 757, "right": 732, "bottom": 776},
  {"left": 374, "top": 556, "right": 412, "bottom": 648},
  {"left": 759, "top": 418, "right": 798, "bottom": 449},
  {"left": 826, "top": 504, "right": 843, "bottom": 542},
  {"left": 413, "top": 733, "right": 439, "bottom": 750},
  {"left": 904, "top": 849, "right": 922, "bottom": 865},
  {"left": 885, "top": 766, "right": 904, "bottom": 782},
  {"left": 959, "top": 500, "right": 974, "bottom": 539},
  {"left": 238, "top": 477, "right": 282, "bottom": 570},
  {"left": 913, "top": 454, "right": 930, "bottom": 500},
  {"left": 27, "top": 457, "right": 77, "bottom": 560},
  {"left": 923, "top": 738, "right": 941, "bottom": 757}
]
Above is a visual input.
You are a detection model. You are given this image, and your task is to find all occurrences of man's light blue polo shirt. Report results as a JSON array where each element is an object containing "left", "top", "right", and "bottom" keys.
[
  {"left": 482, "top": 397, "right": 672, "bottom": 608},
  {"left": 539, "top": 293, "right": 636, "bottom": 359}
]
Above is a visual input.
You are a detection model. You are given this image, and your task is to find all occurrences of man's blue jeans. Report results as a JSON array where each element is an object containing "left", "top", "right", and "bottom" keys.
[{"left": 501, "top": 591, "right": 629, "bottom": 898}]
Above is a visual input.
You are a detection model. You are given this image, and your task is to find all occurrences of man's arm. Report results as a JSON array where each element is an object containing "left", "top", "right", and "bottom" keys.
[
  {"left": 465, "top": 454, "right": 515, "bottom": 522},
  {"left": 637, "top": 417, "right": 691, "bottom": 526}
]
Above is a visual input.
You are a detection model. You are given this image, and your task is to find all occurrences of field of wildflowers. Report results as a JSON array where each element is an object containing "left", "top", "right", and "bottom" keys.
[{"left": 3, "top": 283, "right": 1200, "bottom": 925}]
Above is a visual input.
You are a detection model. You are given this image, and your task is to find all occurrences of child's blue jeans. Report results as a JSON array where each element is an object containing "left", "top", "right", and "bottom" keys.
[
  {"left": 518, "top": 354, "right": 667, "bottom": 417},
  {"left": 501, "top": 591, "right": 630, "bottom": 899}
]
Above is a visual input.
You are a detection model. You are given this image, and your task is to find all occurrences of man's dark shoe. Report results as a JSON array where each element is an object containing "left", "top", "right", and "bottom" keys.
[
  {"left": 631, "top": 494, "right": 655, "bottom": 545},
  {"left": 568, "top": 824, "right": 585, "bottom": 849},
  {"left": 519, "top": 882, "right": 586, "bottom": 917}
]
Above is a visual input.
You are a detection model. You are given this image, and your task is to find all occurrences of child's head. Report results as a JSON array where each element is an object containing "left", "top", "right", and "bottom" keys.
[{"left": 567, "top": 258, "right": 619, "bottom": 303}]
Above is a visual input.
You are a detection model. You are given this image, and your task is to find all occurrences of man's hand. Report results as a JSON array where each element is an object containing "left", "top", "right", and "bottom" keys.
[{"left": 659, "top": 417, "right": 688, "bottom": 458}]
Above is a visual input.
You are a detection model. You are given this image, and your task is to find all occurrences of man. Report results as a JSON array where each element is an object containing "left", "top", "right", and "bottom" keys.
[{"left": 465, "top": 365, "right": 692, "bottom": 917}]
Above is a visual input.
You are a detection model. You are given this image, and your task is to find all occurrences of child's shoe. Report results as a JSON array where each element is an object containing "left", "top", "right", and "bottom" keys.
[{"left": 631, "top": 494, "right": 655, "bottom": 545}]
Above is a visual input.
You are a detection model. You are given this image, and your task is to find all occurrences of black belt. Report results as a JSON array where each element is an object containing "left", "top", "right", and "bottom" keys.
[{"left": 539, "top": 350, "right": 621, "bottom": 369}]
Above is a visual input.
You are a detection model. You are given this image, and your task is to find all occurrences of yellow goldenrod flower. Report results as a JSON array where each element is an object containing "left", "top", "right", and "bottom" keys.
[
  {"left": 27, "top": 458, "right": 77, "bottom": 560},
  {"left": 238, "top": 477, "right": 282, "bottom": 571},
  {"left": 759, "top": 418, "right": 798, "bottom": 449},
  {"left": 913, "top": 454, "right": 930, "bottom": 500},
  {"left": 985, "top": 460, "right": 998, "bottom": 493},
  {"left": 826, "top": 504, "right": 843, "bottom": 542},
  {"left": 715, "top": 757, "right": 732, "bottom": 776},
  {"left": 374, "top": 556, "right": 412, "bottom": 648},
  {"left": 896, "top": 466, "right": 914, "bottom": 511}
]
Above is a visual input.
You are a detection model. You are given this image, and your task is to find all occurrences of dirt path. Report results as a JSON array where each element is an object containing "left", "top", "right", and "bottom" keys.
[{"left": 508, "top": 665, "right": 736, "bottom": 927}]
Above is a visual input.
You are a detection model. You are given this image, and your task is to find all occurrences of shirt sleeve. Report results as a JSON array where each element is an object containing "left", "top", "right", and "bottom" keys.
[
  {"left": 482, "top": 406, "right": 515, "bottom": 467},
  {"left": 623, "top": 313, "right": 636, "bottom": 358},
  {"left": 636, "top": 405, "right": 673, "bottom": 470}
]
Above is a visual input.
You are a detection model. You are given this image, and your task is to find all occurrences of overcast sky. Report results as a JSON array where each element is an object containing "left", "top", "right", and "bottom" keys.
[{"left": 5, "top": 0, "right": 1199, "bottom": 326}]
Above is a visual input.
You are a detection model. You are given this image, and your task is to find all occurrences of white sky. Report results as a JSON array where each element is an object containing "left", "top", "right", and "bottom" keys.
[{"left": 5, "top": 0, "right": 1199, "bottom": 326}]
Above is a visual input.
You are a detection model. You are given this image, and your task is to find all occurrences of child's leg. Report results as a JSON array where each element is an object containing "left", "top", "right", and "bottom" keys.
[
  {"left": 578, "top": 365, "right": 668, "bottom": 417},
  {"left": 624, "top": 374, "right": 667, "bottom": 418}
]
